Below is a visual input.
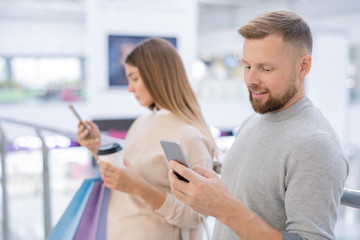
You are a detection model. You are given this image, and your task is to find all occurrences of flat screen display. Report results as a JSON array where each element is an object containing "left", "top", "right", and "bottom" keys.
[{"left": 108, "top": 35, "right": 177, "bottom": 86}]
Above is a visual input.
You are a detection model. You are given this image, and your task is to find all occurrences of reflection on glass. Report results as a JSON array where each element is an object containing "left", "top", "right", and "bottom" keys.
[
  {"left": 0, "top": 56, "right": 85, "bottom": 103},
  {"left": 12, "top": 58, "right": 81, "bottom": 89}
]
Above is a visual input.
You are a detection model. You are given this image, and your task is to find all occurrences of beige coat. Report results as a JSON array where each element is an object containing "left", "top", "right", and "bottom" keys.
[{"left": 107, "top": 109, "right": 213, "bottom": 240}]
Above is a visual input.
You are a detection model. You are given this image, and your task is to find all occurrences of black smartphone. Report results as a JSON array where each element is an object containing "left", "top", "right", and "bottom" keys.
[{"left": 160, "top": 140, "right": 190, "bottom": 182}]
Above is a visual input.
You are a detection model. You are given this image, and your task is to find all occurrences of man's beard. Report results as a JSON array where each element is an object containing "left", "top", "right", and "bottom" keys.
[{"left": 248, "top": 80, "right": 298, "bottom": 114}]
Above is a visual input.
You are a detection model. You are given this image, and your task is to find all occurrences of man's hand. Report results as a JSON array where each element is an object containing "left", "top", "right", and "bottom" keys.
[
  {"left": 168, "top": 160, "right": 282, "bottom": 240},
  {"left": 168, "top": 160, "right": 232, "bottom": 218}
]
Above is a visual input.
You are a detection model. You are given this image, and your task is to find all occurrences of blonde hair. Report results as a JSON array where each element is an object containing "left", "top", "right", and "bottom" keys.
[
  {"left": 125, "top": 37, "right": 217, "bottom": 158},
  {"left": 238, "top": 9, "right": 313, "bottom": 57}
]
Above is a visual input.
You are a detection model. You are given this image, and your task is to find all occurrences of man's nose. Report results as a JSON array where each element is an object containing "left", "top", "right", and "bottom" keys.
[{"left": 245, "top": 69, "right": 260, "bottom": 86}]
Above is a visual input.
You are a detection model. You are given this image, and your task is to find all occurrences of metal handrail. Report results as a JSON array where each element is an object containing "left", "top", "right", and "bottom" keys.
[
  {"left": 0, "top": 116, "right": 122, "bottom": 240},
  {"left": 341, "top": 188, "right": 360, "bottom": 209},
  {"left": 0, "top": 117, "right": 79, "bottom": 140}
]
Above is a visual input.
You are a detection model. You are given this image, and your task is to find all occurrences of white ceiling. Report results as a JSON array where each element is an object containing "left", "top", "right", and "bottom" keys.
[
  {"left": 198, "top": 0, "right": 360, "bottom": 46},
  {"left": 1, "top": 0, "right": 360, "bottom": 47}
]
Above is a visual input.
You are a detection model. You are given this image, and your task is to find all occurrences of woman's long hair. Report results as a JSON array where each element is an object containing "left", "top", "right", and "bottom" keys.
[{"left": 125, "top": 37, "right": 217, "bottom": 158}]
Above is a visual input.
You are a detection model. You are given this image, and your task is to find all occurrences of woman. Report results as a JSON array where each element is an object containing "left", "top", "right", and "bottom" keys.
[{"left": 77, "top": 37, "right": 217, "bottom": 240}]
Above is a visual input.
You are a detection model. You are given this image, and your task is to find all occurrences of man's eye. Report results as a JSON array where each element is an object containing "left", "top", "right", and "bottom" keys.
[{"left": 263, "top": 67, "right": 272, "bottom": 72}]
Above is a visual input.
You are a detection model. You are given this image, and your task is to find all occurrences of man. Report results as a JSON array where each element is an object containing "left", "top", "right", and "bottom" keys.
[{"left": 169, "top": 9, "right": 349, "bottom": 240}]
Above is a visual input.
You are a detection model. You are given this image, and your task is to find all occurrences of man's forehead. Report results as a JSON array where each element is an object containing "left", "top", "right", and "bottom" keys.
[
  {"left": 243, "top": 35, "right": 285, "bottom": 49},
  {"left": 242, "top": 36, "right": 291, "bottom": 61}
]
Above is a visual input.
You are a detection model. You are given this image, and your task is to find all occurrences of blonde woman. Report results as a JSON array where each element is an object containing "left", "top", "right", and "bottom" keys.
[{"left": 77, "top": 37, "right": 217, "bottom": 240}]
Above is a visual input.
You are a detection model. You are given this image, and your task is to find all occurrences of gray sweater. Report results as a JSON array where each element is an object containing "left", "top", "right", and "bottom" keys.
[{"left": 212, "top": 97, "right": 349, "bottom": 240}]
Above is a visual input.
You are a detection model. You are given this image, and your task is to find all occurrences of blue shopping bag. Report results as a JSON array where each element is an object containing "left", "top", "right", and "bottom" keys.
[{"left": 46, "top": 178, "right": 101, "bottom": 240}]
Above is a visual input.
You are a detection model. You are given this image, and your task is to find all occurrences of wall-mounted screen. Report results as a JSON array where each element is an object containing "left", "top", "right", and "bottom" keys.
[{"left": 108, "top": 35, "right": 177, "bottom": 87}]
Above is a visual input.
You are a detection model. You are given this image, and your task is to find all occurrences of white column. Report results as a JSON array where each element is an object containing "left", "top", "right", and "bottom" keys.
[{"left": 307, "top": 32, "right": 350, "bottom": 147}]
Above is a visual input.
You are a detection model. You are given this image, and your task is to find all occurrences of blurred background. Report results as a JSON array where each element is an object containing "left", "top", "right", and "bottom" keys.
[{"left": 1, "top": 0, "right": 360, "bottom": 239}]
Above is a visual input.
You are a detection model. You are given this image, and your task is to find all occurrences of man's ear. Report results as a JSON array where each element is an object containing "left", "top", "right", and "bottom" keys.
[{"left": 299, "top": 55, "right": 312, "bottom": 78}]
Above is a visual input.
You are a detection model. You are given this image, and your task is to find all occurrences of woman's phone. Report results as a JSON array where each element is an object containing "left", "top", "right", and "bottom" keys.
[
  {"left": 160, "top": 140, "right": 190, "bottom": 182},
  {"left": 68, "top": 104, "right": 94, "bottom": 138}
]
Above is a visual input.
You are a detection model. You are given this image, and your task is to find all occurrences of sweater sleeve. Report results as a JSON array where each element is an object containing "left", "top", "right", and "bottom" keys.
[
  {"left": 283, "top": 133, "right": 348, "bottom": 240},
  {"left": 282, "top": 232, "right": 303, "bottom": 240},
  {"left": 155, "top": 130, "right": 214, "bottom": 228}
]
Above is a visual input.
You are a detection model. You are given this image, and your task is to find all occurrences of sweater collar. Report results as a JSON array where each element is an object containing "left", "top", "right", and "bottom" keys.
[{"left": 261, "top": 97, "right": 312, "bottom": 122}]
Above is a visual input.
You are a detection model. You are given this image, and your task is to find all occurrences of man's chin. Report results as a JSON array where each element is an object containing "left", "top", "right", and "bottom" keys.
[
  {"left": 250, "top": 99, "right": 265, "bottom": 113},
  {"left": 252, "top": 106, "right": 267, "bottom": 114},
  {"left": 251, "top": 103, "right": 266, "bottom": 114}
]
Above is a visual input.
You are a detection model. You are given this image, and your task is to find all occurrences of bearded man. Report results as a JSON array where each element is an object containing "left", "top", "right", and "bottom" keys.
[{"left": 169, "top": 9, "right": 349, "bottom": 240}]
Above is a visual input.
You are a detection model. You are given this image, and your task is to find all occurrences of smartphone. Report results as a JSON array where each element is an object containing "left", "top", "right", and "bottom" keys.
[
  {"left": 160, "top": 140, "right": 190, "bottom": 182},
  {"left": 68, "top": 104, "right": 94, "bottom": 138}
]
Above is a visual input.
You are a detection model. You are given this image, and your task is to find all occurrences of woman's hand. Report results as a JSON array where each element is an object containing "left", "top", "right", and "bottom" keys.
[
  {"left": 99, "top": 159, "right": 147, "bottom": 195},
  {"left": 99, "top": 159, "right": 167, "bottom": 210},
  {"left": 76, "top": 121, "right": 101, "bottom": 158}
]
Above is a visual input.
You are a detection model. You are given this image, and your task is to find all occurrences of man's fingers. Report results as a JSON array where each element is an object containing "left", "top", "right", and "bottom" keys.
[
  {"left": 171, "top": 184, "right": 190, "bottom": 203},
  {"left": 168, "top": 170, "right": 192, "bottom": 200},
  {"left": 169, "top": 160, "right": 203, "bottom": 183},
  {"left": 169, "top": 170, "right": 189, "bottom": 190},
  {"left": 192, "top": 165, "right": 217, "bottom": 178}
]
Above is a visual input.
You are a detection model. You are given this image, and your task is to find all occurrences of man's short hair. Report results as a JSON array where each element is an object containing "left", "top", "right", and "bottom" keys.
[{"left": 238, "top": 9, "right": 313, "bottom": 57}]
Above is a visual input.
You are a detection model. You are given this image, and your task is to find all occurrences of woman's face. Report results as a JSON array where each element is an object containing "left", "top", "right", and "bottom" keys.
[{"left": 125, "top": 64, "right": 155, "bottom": 107}]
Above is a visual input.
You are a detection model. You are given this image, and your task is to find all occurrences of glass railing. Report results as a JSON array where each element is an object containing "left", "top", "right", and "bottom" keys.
[{"left": 0, "top": 116, "right": 121, "bottom": 240}]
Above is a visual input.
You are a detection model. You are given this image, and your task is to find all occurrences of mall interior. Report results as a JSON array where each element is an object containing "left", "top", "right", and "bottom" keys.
[{"left": 1, "top": 0, "right": 360, "bottom": 239}]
